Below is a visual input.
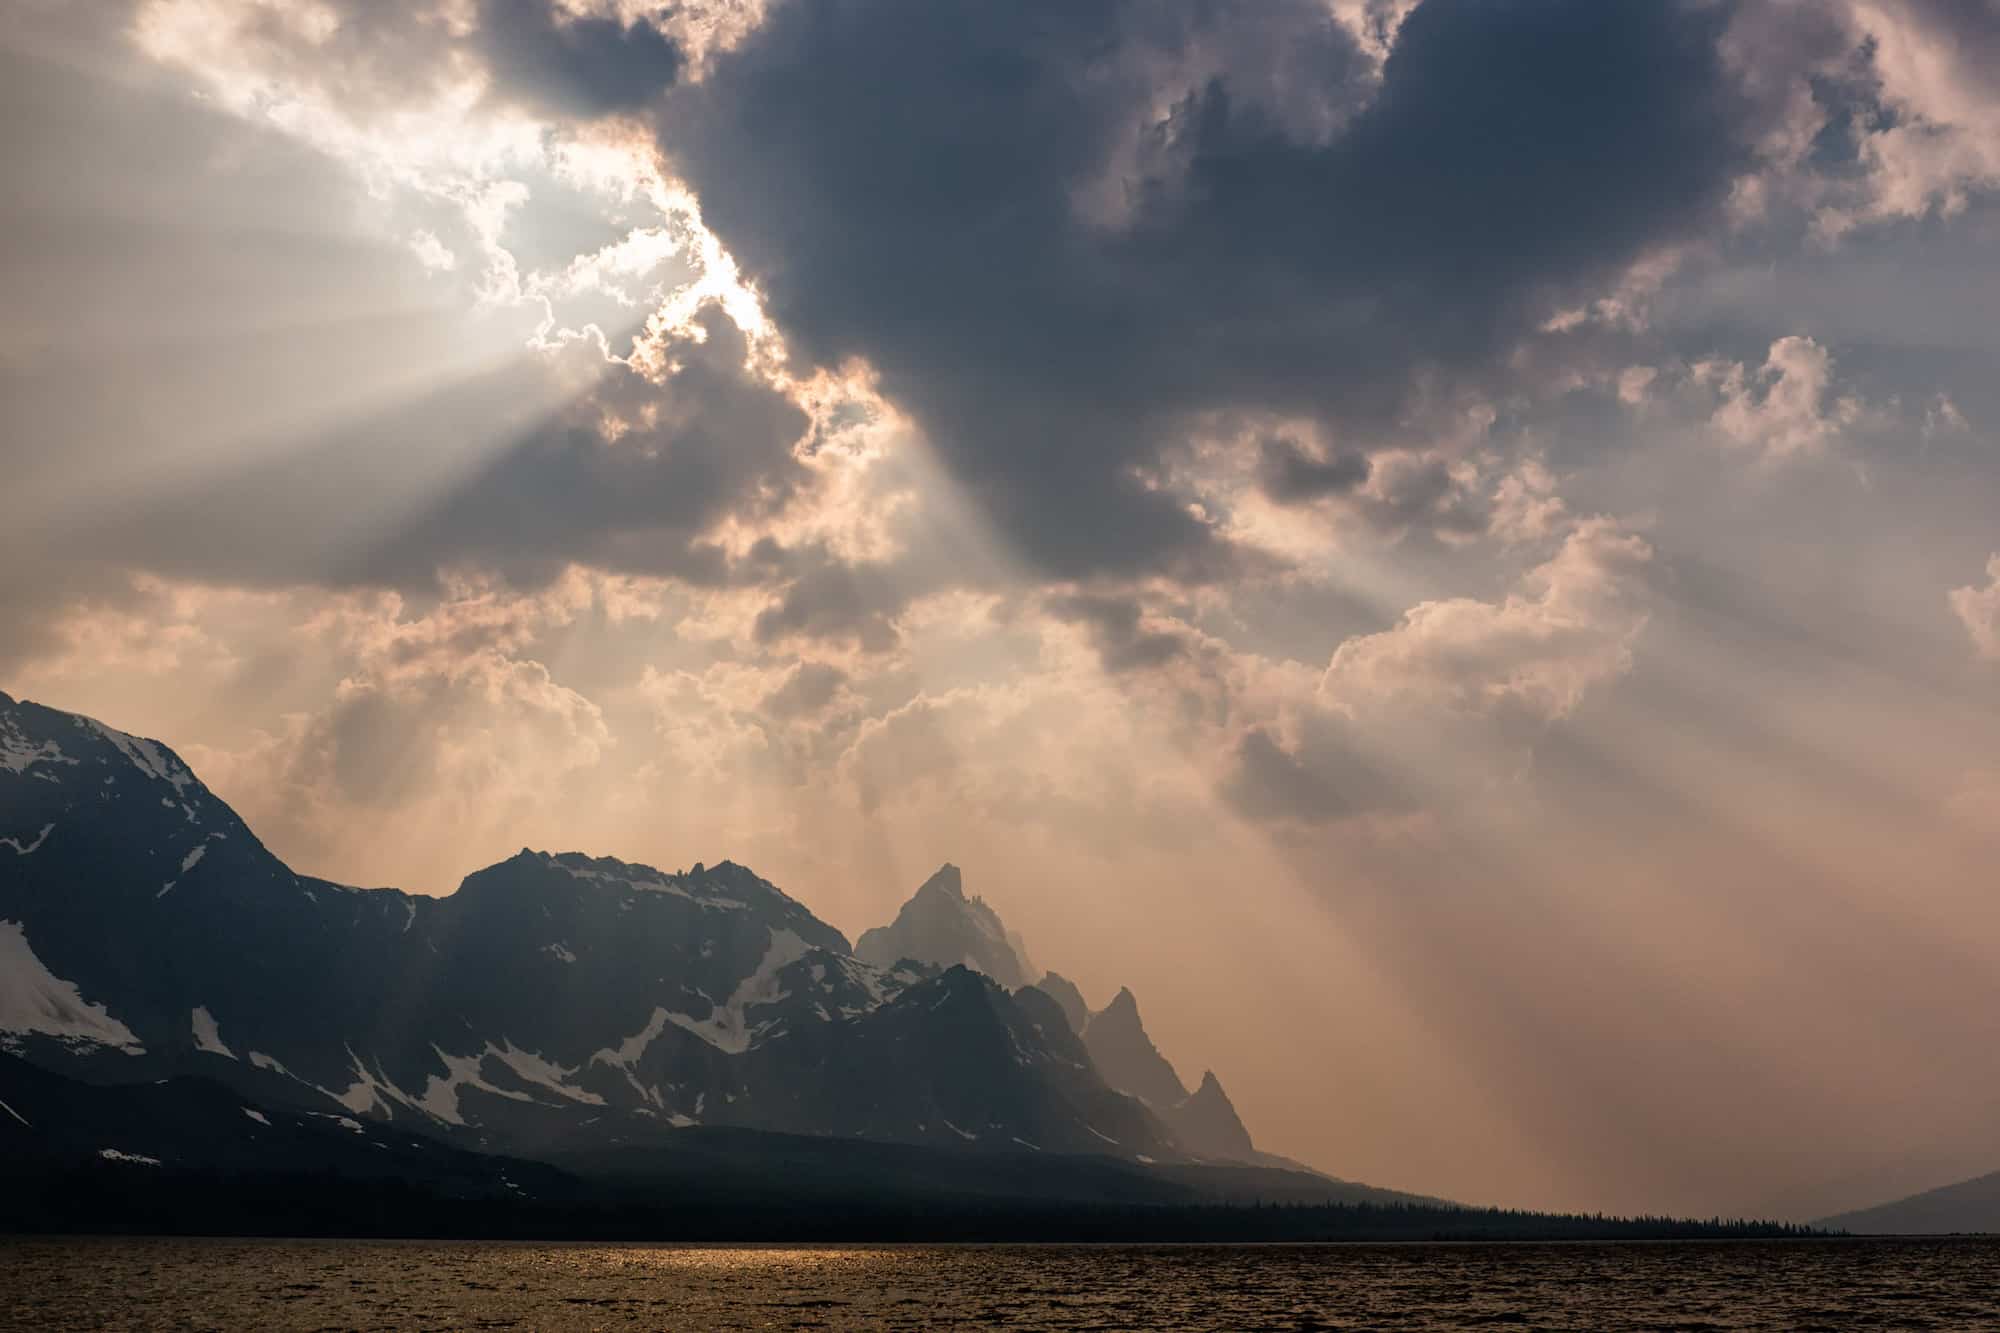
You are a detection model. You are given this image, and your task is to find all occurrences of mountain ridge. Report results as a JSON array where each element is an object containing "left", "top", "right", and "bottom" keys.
[{"left": 0, "top": 691, "right": 1281, "bottom": 1182}]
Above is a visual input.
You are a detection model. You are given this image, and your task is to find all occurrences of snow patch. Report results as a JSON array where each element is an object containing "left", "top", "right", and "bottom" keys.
[
  {"left": 590, "top": 1007, "right": 672, "bottom": 1104},
  {"left": 179, "top": 845, "right": 207, "bottom": 874},
  {"left": 416, "top": 1045, "right": 545, "bottom": 1125},
  {"left": 550, "top": 858, "right": 751, "bottom": 910},
  {"left": 0, "top": 1096, "right": 30, "bottom": 1128},
  {"left": 2, "top": 824, "right": 53, "bottom": 856},
  {"left": 190, "top": 1006, "right": 235, "bottom": 1058},
  {"left": 0, "top": 921, "right": 145, "bottom": 1054},
  {"left": 541, "top": 942, "right": 577, "bottom": 964},
  {"left": 0, "top": 716, "right": 73, "bottom": 775},
  {"left": 98, "top": 1148, "right": 162, "bottom": 1166},
  {"left": 940, "top": 1118, "right": 978, "bottom": 1141},
  {"left": 85, "top": 718, "right": 194, "bottom": 794},
  {"left": 1085, "top": 1125, "right": 1120, "bottom": 1146},
  {"left": 330, "top": 1047, "right": 425, "bottom": 1118},
  {"left": 486, "top": 1040, "right": 605, "bottom": 1106},
  {"left": 241, "top": 1108, "right": 269, "bottom": 1126},
  {"left": 664, "top": 928, "right": 810, "bottom": 1053},
  {"left": 156, "top": 882, "right": 175, "bottom": 898}
]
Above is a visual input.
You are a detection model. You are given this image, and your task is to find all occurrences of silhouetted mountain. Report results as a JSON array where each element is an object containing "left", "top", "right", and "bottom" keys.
[
  {"left": 1821, "top": 1170, "right": 2000, "bottom": 1235},
  {"left": 854, "top": 863, "right": 1035, "bottom": 988},
  {"left": 1071, "top": 985, "right": 1261, "bottom": 1161},
  {"left": 1081, "top": 986, "right": 1189, "bottom": 1110},
  {"left": 1037, "top": 971, "right": 1091, "bottom": 1035},
  {"left": 0, "top": 691, "right": 1254, "bottom": 1181},
  {"left": 853, "top": 867, "right": 1269, "bottom": 1163},
  {"left": 1170, "top": 1070, "right": 1257, "bottom": 1160}
]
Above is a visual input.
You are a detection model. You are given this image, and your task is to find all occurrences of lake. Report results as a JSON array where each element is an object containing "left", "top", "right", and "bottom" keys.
[{"left": 3, "top": 1236, "right": 1995, "bottom": 1329}]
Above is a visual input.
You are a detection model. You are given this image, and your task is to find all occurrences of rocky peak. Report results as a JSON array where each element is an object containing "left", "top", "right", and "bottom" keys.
[
  {"left": 1035, "top": 971, "right": 1090, "bottom": 1036},
  {"left": 914, "top": 862, "right": 964, "bottom": 900},
  {"left": 854, "top": 863, "right": 1033, "bottom": 990},
  {"left": 1081, "top": 987, "right": 1187, "bottom": 1112},
  {"left": 1169, "top": 1068, "right": 1256, "bottom": 1162}
]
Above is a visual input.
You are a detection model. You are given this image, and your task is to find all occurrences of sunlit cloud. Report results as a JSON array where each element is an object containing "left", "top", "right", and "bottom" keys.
[{"left": 1949, "top": 555, "right": 2000, "bottom": 661}]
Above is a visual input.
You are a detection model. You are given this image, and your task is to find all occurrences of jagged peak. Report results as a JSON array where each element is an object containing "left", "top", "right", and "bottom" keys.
[
  {"left": 1035, "top": 971, "right": 1090, "bottom": 1035},
  {"left": 913, "top": 862, "right": 964, "bottom": 899},
  {"left": 1099, "top": 986, "right": 1141, "bottom": 1021}
]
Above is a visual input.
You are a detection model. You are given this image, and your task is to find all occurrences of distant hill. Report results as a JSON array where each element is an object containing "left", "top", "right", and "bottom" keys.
[{"left": 1822, "top": 1170, "right": 2000, "bottom": 1235}]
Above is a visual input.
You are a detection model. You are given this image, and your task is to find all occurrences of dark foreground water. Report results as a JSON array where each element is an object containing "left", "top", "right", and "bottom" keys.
[{"left": 3, "top": 1237, "right": 1997, "bottom": 1330}]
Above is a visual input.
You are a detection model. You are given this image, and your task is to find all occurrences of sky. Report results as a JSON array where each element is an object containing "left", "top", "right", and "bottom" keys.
[{"left": 4, "top": 0, "right": 2000, "bottom": 1218}]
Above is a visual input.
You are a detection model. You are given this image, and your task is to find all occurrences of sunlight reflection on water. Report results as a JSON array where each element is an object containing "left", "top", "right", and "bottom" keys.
[{"left": 5, "top": 1237, "right": 1999, "bottom": 1330}]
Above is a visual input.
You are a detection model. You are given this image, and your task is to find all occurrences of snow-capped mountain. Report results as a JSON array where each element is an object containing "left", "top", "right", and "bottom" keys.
[
  {"left": 0, "top": 692, "right": 1196, "bottom": 1163},
  {"left": 854, "top": 862, "right": 1035, "bottom": 989}
]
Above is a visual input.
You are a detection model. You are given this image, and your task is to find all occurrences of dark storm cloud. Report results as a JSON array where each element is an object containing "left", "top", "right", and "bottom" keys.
[
  {"left": 1221, "top": 723, "right": 1404, "bottom": 825},
  {"left": 1045, "top": 592, "right": 1191, "bottom": 672},
  {"left": 1256, "top": 436, "right": 1371, "bottom": 504},
  {"left": 658, "top": 0, "right": 1769, "bottom": 582},
  {"left": 359, "top": 308, "right": 808, "bottom": 586},
  {"left": 478, "top": 0, "right": 683, "bottom": 117},
  {"left": 750, "top": 552, "right": 910, "bottom": 654},
  {"left": 760, "top": 661, "right": 850, "bottom": 719}
]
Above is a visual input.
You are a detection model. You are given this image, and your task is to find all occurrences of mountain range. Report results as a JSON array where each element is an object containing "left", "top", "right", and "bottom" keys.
[
  {"left": 12, "top": 688, "right": 1959, "bottom": 1236},
  {"left": 0, "top": 689, "right": 1365, "bottom": 1223}
]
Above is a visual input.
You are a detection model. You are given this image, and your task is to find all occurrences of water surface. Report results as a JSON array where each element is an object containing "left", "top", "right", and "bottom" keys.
[{"left": 4, "top": 1236, "right": 1996, "bottom": 1330}]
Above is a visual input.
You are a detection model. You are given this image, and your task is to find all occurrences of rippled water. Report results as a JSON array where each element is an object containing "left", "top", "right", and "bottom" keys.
[{"left": 3, "top": 1237, "right": 1997, "bottom": 1330}]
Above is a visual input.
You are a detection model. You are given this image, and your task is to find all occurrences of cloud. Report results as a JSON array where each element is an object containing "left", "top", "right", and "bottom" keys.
[
  {"left": 1949, "top": 555, "right": 2000, "bottom": 661},
  {"left": 1225, "top": 516, "right": 1655, "bottom": 825},
  {"left": 184, "top": 578, "right": 613, "bottom": 888},
  {"left": 1696, "top": 336, "right": 1863, "bottom": 459},
  {"left": 1323, "top": 519, "right": 1653, "bottom": 722},
  {"left": 361, "top": 306, "right": 811, "bottom": 586},
  {"left": 1256, "top": 435, "right": 1371, "bottom": 505},
  {"left": 657, "top": 0, "right": 1776, "bottom": 581},
  {"left": 1044, "top": 592, "right": 1193, "bottom": 673},
  {"left": 1822, "top": 0, "right": 2000, "bottom": 234},
  {"left": 477, "top": 0, "right": 683, "bottom": 117},
  {"left": 760, "top": 661, "right": 850, "bottom": 721},
  {"left": 1221, "top": 720, "right": 1405, "bottom": 825}
]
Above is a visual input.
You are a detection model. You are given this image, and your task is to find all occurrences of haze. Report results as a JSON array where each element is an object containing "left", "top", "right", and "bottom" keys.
[{"left": 5, "top": 0, "right": 1999, "bottom": 1220}]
